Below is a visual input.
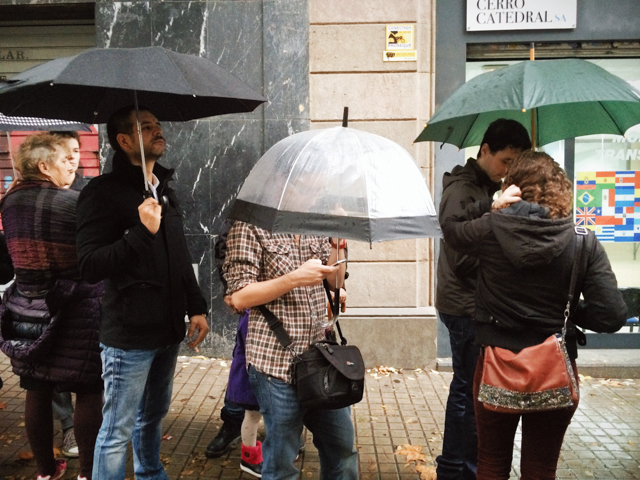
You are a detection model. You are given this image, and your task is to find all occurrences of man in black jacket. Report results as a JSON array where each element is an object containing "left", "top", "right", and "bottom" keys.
[
  {"left": 76, "top": 105, "right": 209, "bottom": 480},
  {"left": 435, "top": 119, "right": 530, "bottom": 480}
]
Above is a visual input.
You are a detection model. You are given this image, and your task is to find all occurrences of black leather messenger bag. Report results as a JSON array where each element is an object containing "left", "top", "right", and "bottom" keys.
[{"left": 258, "top": 281, "right": 364, "bottom": 410}]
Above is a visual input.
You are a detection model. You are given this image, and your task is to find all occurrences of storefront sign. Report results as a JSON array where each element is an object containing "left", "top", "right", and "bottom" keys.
[
  {"left": 576, "top": 171, "right": 640, "bottom": 242},
  {"left": 467, "top": 0, "right": 577, "bottom": 31},
  {"left": 384, "top": 25, "right": 416, "bottom": 62}
]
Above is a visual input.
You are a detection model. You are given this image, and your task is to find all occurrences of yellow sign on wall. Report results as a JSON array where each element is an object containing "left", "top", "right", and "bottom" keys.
[
  {"left": 386, "top": 25, "right": 414, "bottom": 50},
  {"left": 384, "top": 25, "right": 416, "bottom": 62}
]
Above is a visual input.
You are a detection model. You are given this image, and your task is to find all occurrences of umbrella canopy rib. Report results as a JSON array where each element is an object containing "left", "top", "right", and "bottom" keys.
[
  {"left": 459, "top": 114, "right": 481, "bottom": 151},
  {"left": 599, "top": 100, "right": 626, "bottom": 135},
  {"left": 276, "top": 129, "right": 330, "bottom": 211}
]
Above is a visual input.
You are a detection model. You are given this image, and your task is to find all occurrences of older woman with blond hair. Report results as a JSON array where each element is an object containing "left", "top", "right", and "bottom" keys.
[
  {"left": 442, "top": 151, "right": 627, "bottom": 479},
  {"left": 0, "top": 133, "right": 103, "bottom": 480}
]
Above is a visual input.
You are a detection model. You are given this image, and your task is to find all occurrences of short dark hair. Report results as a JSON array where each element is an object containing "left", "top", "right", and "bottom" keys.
[
  {"left": 479, "top": 119, "right": 531, "bottom": 157},
  {"left": 106, "top": 105, "right": 151, "bottom": 153},
  {"left": 49, "top": 130, "right": 81, "bottom": 148}
]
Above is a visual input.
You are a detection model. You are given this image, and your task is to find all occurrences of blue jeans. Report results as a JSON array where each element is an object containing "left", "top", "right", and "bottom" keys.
[
  {"left": 437, "top": 312, "right": 480, "bottom": 480},
  {"left": 52, "top": 391, "right": 74, "bottom": 432},
  {"left": 93, "top": 343, "right": 179, "bottom": 480},
  {"left": 248, "top": 366, "right": 358, "bottom": 480}
]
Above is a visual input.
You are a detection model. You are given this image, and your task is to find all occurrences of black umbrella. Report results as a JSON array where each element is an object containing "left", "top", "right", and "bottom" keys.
[
  {"left": 0, "top": 46, "right": 266, "bottom": 123},
  {"left": 0, "top": 46, "right": 266, "bottom": 192}
]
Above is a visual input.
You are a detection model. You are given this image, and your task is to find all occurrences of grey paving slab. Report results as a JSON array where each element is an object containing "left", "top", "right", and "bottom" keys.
[{"left": 0, "top": 356, "right": 639, "bottom": 479}]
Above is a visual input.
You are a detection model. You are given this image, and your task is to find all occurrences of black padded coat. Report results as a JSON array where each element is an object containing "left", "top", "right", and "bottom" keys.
[{"left": 442, "top": 200, "right": 627, "bottom": 358}]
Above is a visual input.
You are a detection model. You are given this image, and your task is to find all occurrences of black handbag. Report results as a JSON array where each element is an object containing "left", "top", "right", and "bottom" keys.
[{"left": 258, "top": 281, "right": 365, "bottom": 410}]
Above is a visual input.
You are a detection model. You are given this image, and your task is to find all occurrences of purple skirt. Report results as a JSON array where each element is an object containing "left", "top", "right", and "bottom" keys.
[{"left": 225, "top": 310, "right": 259, "bottom": 409}]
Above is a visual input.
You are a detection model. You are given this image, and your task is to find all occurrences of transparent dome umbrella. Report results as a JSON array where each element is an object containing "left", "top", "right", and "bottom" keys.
[
  {"left": 228, "top": 113, "right": 441, "bottom": 244},
  {"left": 415, "top": 58, "right": 640, "bottom": 149}
]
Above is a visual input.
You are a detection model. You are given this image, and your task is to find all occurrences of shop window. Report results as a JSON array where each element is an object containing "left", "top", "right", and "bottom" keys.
[{"left": 466, "top": 57, "right": 640, "bottom": 289}]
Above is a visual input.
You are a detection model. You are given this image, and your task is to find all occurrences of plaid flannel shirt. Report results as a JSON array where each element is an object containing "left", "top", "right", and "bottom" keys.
[{"left": 223, "top": 221, "right": 332, "bottom": 382}]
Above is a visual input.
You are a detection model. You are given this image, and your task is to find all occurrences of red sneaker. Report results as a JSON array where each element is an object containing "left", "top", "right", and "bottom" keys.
[
  {"left": 240, "top": 441, "right": 263, "bottom": 478},
  {"left": 36, "top": 459, "right": 67, "bottom": 480}
]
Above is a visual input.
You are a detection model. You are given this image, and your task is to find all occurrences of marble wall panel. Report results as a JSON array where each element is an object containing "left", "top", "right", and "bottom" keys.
[
  {"left": 4, "top": 0, "right": 93, "bottom": 3},
  {"left": 208, "top": 118, "right": 263, "bottom": 234},
  {"left": 206, "top": 0, "right": 264, "bottom": 101},
  {"left": 263, "top": 0, "right": 310, "bottom": 149},
  {"left": 159, "top": 120, "right": 212, "bottom": 235},
  {"left": 151, "top": 1, "right": 208, "bottom": 54},
  {"left": 96, "top": 1, "right": 152, "bottom": 48}
]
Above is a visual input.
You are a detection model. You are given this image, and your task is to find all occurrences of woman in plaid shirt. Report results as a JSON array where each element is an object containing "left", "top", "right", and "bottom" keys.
[{"left": 223, "top": 221, "right": 356, "bottom": 480}]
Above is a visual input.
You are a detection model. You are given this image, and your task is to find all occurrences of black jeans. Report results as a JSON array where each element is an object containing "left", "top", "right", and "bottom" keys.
[
  {"left": 436, "top": 312, "right": 480, "bottom": 480},
  {"left": 221, "top": 397, "right": 245, "bottom": 427}
]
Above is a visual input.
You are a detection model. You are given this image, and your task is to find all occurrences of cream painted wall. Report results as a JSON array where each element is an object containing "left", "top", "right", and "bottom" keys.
[{"left": 309, "top": 0, "right": 437, "bottom": 308}]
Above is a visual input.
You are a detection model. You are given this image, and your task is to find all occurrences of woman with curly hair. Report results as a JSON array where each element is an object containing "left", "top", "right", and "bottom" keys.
[
  {"left": 441, "top": 151, "right": 627, "bottom": 479},
  {"left": 0, "top": 133, "right": 103, "bottom": 480}
]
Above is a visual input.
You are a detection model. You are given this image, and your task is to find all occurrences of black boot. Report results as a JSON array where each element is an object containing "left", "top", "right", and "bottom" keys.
[{"left": 205, "top": 421, "right": 242, "bottom": 458}]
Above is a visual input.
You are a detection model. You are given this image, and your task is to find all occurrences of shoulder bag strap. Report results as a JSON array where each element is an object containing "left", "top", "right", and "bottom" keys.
[
  {"left": 323, "top": 279, "right": 348, "bottom": 346},
  {"left": 564, "top": 226, "right": 588, "bottom": 335},
  {"left": 257, "top": 305, "right": 294, "bottom": 350}
]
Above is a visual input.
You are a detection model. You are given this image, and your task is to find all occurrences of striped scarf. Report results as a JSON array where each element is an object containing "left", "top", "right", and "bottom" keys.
[{"left": 0, "top": 181, "right": 80, "bottom": 295}]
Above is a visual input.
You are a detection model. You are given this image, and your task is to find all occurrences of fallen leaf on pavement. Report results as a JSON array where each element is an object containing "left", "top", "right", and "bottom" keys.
[
  {"left": 395, "top": 444, "right": 428, "bottom": 462},
  {"left": 18, "top": 451, "right": 34, "bottom": 461},
  {"left": 0, "top": 402, "right": 6, "bottom": 410},
  {"left": 600, "top": 379, "right": 621, "bottom": 387},
  {"left": 162, "top": 435, "right": 173, "bottom": 441},
  {"left": 416, "top": 464, "right": 437, "bottom": 480}
]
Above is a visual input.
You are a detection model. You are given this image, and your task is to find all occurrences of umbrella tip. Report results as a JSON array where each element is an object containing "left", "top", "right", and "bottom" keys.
[{"left": 342, "top": 107, "right": 349, "bottom": 128}]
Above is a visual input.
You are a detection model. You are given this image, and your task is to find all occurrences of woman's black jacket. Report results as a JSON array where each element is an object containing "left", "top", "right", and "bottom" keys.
[
  {"left": 442, "top": 200, "right": 627, "bottom": 358},
  {"left": 76, "top": 152, "right": 208, "bottom": 350}
]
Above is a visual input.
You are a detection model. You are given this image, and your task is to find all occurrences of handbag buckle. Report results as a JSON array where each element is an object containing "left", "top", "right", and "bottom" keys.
[
  {"left": 287, "top": 345, "right": 301, "bottom": 360},
  {"left": 574, "top": 226, "right": 589, "bottom": 236}
]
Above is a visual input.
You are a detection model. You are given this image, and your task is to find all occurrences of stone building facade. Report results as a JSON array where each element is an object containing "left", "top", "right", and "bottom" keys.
[{"left": 0, "top": 0, "right": 439, "bottom": 364}]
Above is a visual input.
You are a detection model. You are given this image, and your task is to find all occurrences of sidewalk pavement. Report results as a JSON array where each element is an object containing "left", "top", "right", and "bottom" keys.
[{"left": 0, "top": 354, "right": 639, "bottom": 480}]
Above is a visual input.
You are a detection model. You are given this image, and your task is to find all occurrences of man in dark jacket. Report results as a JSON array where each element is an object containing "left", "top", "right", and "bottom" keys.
[
  {"left": 76, "top": 105, "right": 209, "bottom": 480},
  {"left": 435, "top": 119, "right": 530, "bottom": 480}
]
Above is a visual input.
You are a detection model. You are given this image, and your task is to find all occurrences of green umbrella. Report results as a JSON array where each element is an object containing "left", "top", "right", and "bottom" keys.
[{"left": 415, "top": 58, "right": 640, "bottom": 149}]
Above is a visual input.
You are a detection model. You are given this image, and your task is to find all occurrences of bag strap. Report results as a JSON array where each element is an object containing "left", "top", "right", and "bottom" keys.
[
  {"left": 564, "top": 226, "right": 588, "bottom": 335},
  {"left": 257, "top": 305, "right": 294, "bottom": 350},
  {"left": 257, "top": 279, "right": 349, "bottom": 353},
  {"left": 323, "top": 279, "right": 347, "bottom": 346}
]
